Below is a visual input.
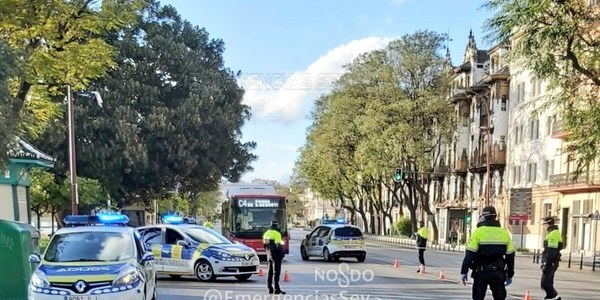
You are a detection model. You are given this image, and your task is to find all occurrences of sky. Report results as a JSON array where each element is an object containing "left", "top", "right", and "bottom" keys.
[{"left": 160, "top": 0, "right": 495, "bottom": 183}]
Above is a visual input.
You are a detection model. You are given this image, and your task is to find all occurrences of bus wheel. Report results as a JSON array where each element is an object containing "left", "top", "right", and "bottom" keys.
[
  {"left": 300, "top": 246, "right": 309, "bottom": 261},
  {"left": 235, "top": 274, "right": 252, "bottom": 281},
  {"left": 195, "top": 259, "right": 216, "bottom": 281}
]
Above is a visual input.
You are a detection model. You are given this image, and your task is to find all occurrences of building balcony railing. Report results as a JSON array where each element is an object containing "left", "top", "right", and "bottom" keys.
[
  {"left": 430, "top": 165, "right": 450, "bottom": 178},
  {"left": 452, "top": 158, "right": 468, "bottom": 173},
  {"left": 468, "top": 148, "right": 507, "bottom": 173},
  {"left": 549, "top": 171, "right": 600, "bottom": 194},
  {"left": 551, "top": 119, "right": 569, "bottom": 139}
]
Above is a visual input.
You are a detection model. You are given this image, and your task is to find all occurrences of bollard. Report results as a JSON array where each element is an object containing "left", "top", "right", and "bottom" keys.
[
  {"left": 536, "top": 250, "right": 540, "bottom": 264},
  {"left": 533, "top": 249, "right": 536, "bottom": 263},
  {"left": 593, "top": 253, "right": 596, "bottom": 272},
  {"left": 580, "top": 253, "right": 584, "bottom": 270},
  {"left": 568, "top": 252, "right": 572, "bottom": 268}
]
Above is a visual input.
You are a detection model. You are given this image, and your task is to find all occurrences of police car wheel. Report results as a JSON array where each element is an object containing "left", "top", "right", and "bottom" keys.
[
  {"left": 300, "top": 246, "right": 309, "bottom": 261},
  {"left": 357, "top": 255, "right": 366, "bottom": 262},
  {"left": 235, "top": 274, "right": 252, "bottom": 281},
  {"left": 323, "top": 248, "right": 332, "bottom": 262},
  {"left": 195, "top": 259, "right": 216, "bottom": 281}
]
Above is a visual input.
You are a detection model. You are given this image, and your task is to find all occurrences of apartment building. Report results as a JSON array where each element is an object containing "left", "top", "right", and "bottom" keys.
[{"left": 433, "top": 31, "right": 510, "bottom": 244}]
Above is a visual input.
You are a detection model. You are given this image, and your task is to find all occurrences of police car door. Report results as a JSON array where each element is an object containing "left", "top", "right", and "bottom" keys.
[
  {"left": 164, "top": 228, "right": 191, "bottom": 273},
  {"left": 134, "top": 231, "right": 155, "bottom": 295},
  {"left": 315, "top": 227, "right": 331, "bottom": 256},
  {"left": 139, "top": 227, "right": 164, "bottom": 272}
]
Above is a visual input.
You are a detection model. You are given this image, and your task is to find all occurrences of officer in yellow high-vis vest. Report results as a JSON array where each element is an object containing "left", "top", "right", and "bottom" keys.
[
  {"left": 263, "top": 221, "right": 285, "bottom": 295},
  {"left": 415, "top": 221, "right": 428, "bottom": 273},
  {"left": 460, "top": 206, "right": 515, "bottom": 300},
  {"left": 541, "top": 216, "right": 563, "bottom": 300}
]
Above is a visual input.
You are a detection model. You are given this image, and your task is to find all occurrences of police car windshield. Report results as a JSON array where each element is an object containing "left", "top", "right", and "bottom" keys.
[
  {"left": 182, "top": 227, "right": 231, "bottom": 244},
  {"left": 44, "top": 232, "right": 135, "bottom": 262}
]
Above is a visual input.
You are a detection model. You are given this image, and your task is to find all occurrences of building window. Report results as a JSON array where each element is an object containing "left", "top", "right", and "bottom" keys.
[
  {"left": 500, "top": 135, "right": 506, "bottom": 150},
  {"left": 528, "top": 163, "right": 537, "bottom": 183},
  {"left": 501, "top": 95, "right": 507, "bottom": 111},
  {"left": 530, "top": 119, "right": 539, "bottom": 140},
  {"left": 544, "top": 160, "right": 550, "bottom": 180},
  {"left": 544, "top": 203, "right": 552, "bottom": 217}
]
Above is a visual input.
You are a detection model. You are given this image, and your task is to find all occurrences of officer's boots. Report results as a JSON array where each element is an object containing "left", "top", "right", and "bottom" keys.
[{"left": 417, "top": 265, "right": 425, "bottom": 273}]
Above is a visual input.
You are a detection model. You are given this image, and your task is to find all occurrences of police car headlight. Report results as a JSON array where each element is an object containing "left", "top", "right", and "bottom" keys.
[
  {"left": 213, "top": 250, "right": 234, "bottom": 259},
  {"left": 30, "top": 270, "right": 51, "bottom": 289},
  {"left": 112, "top": 267, "right": 143, "bottom": 287}
]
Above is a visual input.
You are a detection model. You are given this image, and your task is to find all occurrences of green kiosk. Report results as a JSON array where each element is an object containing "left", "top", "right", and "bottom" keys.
[{"left": 0, "top": 137, "right": 54, "bottom": 299}]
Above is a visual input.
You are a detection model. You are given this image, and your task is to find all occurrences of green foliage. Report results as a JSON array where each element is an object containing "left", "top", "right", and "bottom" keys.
[
  {"left": 275, "top": 184, "right": 306, "bottom": 220},
  {"left": 483, "top": 0, "right": 600, "bottom": 175},
  {"left": 393, "top": 217, "right": 412, "bottom": 237},
  {"left": 0, "top": 42, "right": 19, "bottom": 166},
  {"left": 297, "top": 31, "right": 453, "bottom": 234},
  {"left": 32, "top": 2, "right": 256, "bottom": 206}
]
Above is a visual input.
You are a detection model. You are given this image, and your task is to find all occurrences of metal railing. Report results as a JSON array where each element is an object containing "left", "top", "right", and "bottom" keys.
[
  {"left": 549, "top": 171, "right": 600, "bottom": 188},
  {"left": 532, "top": 250, "right": 600, "bottom": 271},
  {"left": 364, "top": 234, "right": 467, "bottom": 253}
]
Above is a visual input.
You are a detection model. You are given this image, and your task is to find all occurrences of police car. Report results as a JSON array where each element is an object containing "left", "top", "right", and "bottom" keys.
[
  {"left": 300, "top": 219, "right": 366, "bottom": 262},
  {"left": 138, "top": 215, "right": 259, "bottom": 281},
  {"left": 28, "top": 214, "right": 157, "bottom": 300}
]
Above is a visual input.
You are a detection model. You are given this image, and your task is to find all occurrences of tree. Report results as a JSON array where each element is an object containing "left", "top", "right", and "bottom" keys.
[
  {"left": 0, "top": 0, "right": 143, "bottom": 139},
  {"left": 29, "top": 169, "right": 61, "bottom": 230},
  {"left": 483, "top": 0, "right": 600, "bottom": 174},
  {"left": 33, "top": 2, "right": 257, "bottom": 207},
  {"left": 275, "top": 184, "right": 306, "bottom": 222},
  {"left": 0, "top": 42, "right": 19, "bottom": 165}
]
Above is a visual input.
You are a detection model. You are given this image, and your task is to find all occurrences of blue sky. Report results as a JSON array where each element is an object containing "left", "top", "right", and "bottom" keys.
[{"left": 160, "top": 0, "right": 494, "bottom": 183}]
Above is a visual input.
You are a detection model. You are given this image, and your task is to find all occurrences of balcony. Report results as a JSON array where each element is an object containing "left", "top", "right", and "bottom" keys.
[
  {"left": 551, "top": 120, "right": 569, "bottom": 139},
  {"left": 452, "top": 158, "right": 468, "bottom": 174},
  {"left": 549, "top": 171, "right": 600, "bottom": 194},
  {"left": 430, "top": 165, "right": 450, "bottom": 179},
  {"left": 469, "top": 147, "right": 507, "bottom": 173}
]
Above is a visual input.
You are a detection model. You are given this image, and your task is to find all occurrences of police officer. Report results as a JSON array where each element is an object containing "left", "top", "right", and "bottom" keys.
[
  {"left": 460, "top": 206, "right": 515, "bottom": 300},
  {"left": 204, "top": 219, "right": 214, "bottom": 229},
  {"left": 541, "top": 216, "right": 563, "bottom": 300},
  {"left": 263, "top": 221, "right": 286, "bottom": 295},
  {"left": 415, "top": 221, "right": 428, "bottom": 273}
]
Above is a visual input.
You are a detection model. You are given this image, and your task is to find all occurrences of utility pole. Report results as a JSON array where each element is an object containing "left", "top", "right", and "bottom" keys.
[{"left": 67, "top": 85, "right": 79, "bottom": 215}]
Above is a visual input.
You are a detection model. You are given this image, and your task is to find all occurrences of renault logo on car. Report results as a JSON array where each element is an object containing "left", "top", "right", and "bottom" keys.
[
  {"left": 75, "top": 280, "right": 87, "bottom": 293},
  {"left": 244, "top": 253, "right": 250, "bottom": 260}
]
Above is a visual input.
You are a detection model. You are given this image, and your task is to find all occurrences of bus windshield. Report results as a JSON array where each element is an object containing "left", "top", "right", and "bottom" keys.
[{"left": 232, "top": 197, "right": 286, "bottom": 235}]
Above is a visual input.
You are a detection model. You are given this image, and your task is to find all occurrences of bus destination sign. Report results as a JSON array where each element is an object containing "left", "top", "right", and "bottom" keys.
[{"left": 237, "top": 199, "right": 279, "bottom": 208}]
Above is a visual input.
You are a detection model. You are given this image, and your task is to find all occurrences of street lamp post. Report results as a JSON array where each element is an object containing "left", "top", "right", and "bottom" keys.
[
  {"left": 67, "top": 86, "right": 103, "bottom": 215},
  {"left": 454, "top": 88, "right": 492, "bottom": 207}
]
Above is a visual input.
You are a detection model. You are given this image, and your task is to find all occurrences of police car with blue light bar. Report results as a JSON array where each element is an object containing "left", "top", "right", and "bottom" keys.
[
  {"left": 138, "top": 215, "right": 259, "bottom": 281},
  {"left": 28, "top": 213, "right": 157, "bottom": 300},
  {"left": 300, "top": 218, "right": 367, "bottom": 262}
]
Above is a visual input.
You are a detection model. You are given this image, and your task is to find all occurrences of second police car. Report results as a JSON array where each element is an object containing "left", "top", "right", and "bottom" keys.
[
  {"left": 28, "top": 214, "right": 157, "bottom": 300},
  {"left": 300, "top": 219, "right": 367, "bottom": 262},
  {"left": 138, "top": 215, "right": 260, "bottom": 281}
]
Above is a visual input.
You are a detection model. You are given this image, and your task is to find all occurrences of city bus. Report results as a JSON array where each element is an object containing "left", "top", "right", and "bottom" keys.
[{"left": 221, "top": 185, "right": 289, "bottom": 257}]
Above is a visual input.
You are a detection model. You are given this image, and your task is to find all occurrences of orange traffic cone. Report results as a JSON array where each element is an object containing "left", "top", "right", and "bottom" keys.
[
  {"left": 394, "top": 259, "right": 400, "bottom": 268},
  {"left": 283, "top": 271, "right": 290, "bottom": 282},
  {"left": 258, "top": 268, "right": 264, "bottom": 277},
  {"left": 523, "top": 290, "right": 531, "bottom": 300},
  {"left": 438, "top": 268, "right": 446, "bottom": 280}
]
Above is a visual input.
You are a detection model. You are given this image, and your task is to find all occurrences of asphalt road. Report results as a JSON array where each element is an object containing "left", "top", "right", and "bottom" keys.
[
  {"left": 156, "top": 228, "right": 476, "bottom": 300},
  {"left": 155, "top": 228, "right": 600, "bottom": 299}
]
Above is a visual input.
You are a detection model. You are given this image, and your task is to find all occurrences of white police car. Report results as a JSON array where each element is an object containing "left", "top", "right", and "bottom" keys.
[
  {"left": 300, "top": 219, "right": 367, "bottom": 262},
  {"left": 138, "top": 215, "right": 259, "bottom": 281},
  {"left": 28, "top": 214, "right": 157, "bottom": 300}
]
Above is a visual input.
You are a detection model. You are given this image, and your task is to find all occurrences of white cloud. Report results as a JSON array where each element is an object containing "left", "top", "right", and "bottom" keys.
[{"left": 240, "top": 36, "right": 393, "bottom": 123}]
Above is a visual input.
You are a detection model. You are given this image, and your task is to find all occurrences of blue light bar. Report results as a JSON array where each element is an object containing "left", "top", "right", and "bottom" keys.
[
  {"left": 63, "top": 213, "right": 129, "bottom": 227},
  {"left": 162, "top": 215, "right": 184, "bottom": 224},
  {"left": 183, "top": 217, "right": 196, "bottom": 224}
]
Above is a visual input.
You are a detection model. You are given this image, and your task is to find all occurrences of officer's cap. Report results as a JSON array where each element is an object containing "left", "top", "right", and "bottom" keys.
[
  {"left": 481, "top": 206, "right": 497, "bottom": 218},
  {"left": 542, "top": 216, "right": 555, "bottom": 225},
  {"left": 419, "top": 221, "right": 425, "bottom": 226}
]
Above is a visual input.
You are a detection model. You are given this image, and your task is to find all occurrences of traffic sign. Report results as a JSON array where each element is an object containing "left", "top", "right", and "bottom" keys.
[{"left": 593, "top": 210, "right": 600, "bottom": 221}]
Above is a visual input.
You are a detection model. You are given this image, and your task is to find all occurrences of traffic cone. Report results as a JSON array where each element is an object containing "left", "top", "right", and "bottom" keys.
[
  {"left": 258, "top": 268, "right": 264, "bottom": 277},
  {"left": 283, "top": 271, "right": 290, "bottom": 282},
  {"left": 394, "top": 259, "right": 400, "bottom": 268},
  {"left": 438, "top": 268, "right": 446, "bottom": 280},
  {"left": 523, "top": 290, "right": 531, "bottom": 300}
]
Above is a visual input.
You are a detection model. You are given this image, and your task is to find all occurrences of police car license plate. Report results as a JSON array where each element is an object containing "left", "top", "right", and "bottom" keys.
[
  {"left": 242, "top": 261, "right": 253, "bottom": 266},
  {"left": 65, "top": 296, "right": 98, "bottom": 300}
]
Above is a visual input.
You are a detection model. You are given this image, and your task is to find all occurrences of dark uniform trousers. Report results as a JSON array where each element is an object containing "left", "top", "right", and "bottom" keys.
[
  {"left": 541, "top": 262, "right": 559, "bottom": 299},
  {"left": 267, "top": 255, "right": 283, "bottom": 291},
  {"left": 418, "top": 249, "right": 425, "bottom": 265},
  {"left": 472, "top": 268, "right": 506, "bottom": 300}
]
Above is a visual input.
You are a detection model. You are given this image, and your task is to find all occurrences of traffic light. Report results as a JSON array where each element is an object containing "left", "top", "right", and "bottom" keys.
[
  {"left": 466, "top": 212, "right": 472, "bottom": 224},
  {"left": 393, "top": 168, "right": 403, "bottom": 183}
]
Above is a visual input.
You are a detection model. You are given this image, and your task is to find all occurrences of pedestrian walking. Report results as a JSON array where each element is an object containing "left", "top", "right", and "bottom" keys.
[
  {"left": 263, "top": 221, "right": 286, "bottom": 294},
  {"left": 541, "top": 216, "right": 563, "bottom": 300},
  {"left": 460, "top": 206, "right": 515, "bottom": 300},
  {"left": 415, "top": 221, "right": 428, "bottom": 273}
]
